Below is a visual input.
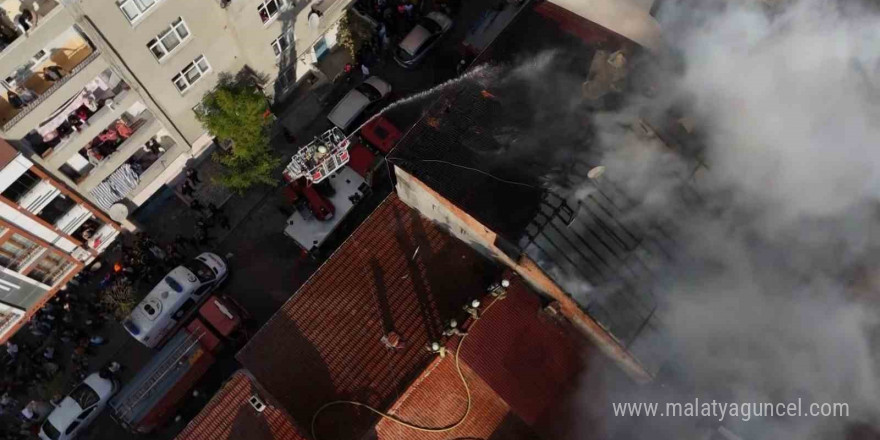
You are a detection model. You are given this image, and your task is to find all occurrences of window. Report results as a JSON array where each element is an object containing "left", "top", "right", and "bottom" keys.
[
  {"left": 117, "top": 0, "right": 157, "bottom": 23},
  {"left": 69, "top": 383, "right": 100, "bottom": 408},
  {"left": 271, "top": 31, "right": 293, "bottom": 58},
  {"left": 172, "top": 298, "right": 196, "bottom": 321},
  {"left": 37, "top": 195, "right": 76, "bottom": 225},
  {"left": 148, "top": 18, "right": 190, "bottom": 61},
  {"left": 32, "top": 49, "right": 47, "bottom": 63},
  {"left": 172, "top": 55, "right": 210, "bottom": 93},
  {"left": 257, "top": 0, "right": 283, "bottom": 24},
  {"left": 41, "top": 421, "right": 60, "bottom": 440},
  {"left": 65, "top": 421, "right": 80, "bottom": 436},
  {"left": 0, "top": 234, "right": 41, "bottom": 271},
  {"left": 314, "top": 36, "right": 328, "bottom": 60},
  {"left": 183, "top": 258, "right": 215, "bottom": 283},
  {"left": 2, "top": 170, "right": 41, "bottom": 202},
  {"left": 193, "top": 283, "right": 213, "bottom": 297},
  {"left": 77, "top": 407, "right": 95, "bottom": 420},
  {"left": 164, "top": 276, "right": 183, "bottom": 293},
  {"left": 27, "top": 252, "right": 74, "bottom": 286},
  {"left": 355, "top": 83, "right": 381, "bottom": 101},
  {"left": 418, "top": 17, "right": 442, "bottom": 34},
  {"left": 277, "top": 67, "right": 295, "bottom": 90}
]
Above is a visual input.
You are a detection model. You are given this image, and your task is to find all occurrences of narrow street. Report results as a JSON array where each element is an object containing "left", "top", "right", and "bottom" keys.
[{"left": 75, "top": 0, "right": 510, "bottom": 438}]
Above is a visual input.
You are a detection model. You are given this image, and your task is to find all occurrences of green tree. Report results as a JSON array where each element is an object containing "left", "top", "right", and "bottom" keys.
[
  {"left": 337, "top": 10, "right": 374, "bottom": 59},
  {"left": 195, "top": 74, "right": 281, "bottom": 193}
]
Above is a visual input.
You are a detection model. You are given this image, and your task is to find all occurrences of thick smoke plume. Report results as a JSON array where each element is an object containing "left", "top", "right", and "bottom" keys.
[
  {"left": 581, "top": 1, "right": 880, "bottom": 439},
  {"left": 478, "top": 0, "right": 880, "bottom": 439}
]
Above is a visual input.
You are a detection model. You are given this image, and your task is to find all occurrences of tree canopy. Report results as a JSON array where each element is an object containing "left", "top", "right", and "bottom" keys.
[
  {"left": 338, "top": 10, "right": 374, "bottom": 58},
  {"left": 195, "top": 74, "right": 280, "bottom": 193}
]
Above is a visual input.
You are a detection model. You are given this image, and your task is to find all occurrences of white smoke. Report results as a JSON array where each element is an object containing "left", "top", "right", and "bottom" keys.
[{"left": 567, "top": 1, "right": 880, "bottom": 439}]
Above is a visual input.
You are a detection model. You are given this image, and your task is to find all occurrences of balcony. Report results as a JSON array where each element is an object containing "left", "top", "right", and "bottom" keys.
[
  {"left": 53, "top": 202, "right": 90, "bottom": 236},
  {"left": 1, "top": 27, "right": 106, "bottom": 136},
  {"left": 24, "top": 70, "right": 134, "bottom": 167},
  {"left": 70, "top": 110, "right": 160, "bottom": 193},
  {"left": 0, "top": 0, "right": 62, "bottom": 58},
  {"left": 126, "top": 135, "right": 185, "bottom": 203},
  {"left": 72, "top": 217, "right": 116, "bottom": 252}
]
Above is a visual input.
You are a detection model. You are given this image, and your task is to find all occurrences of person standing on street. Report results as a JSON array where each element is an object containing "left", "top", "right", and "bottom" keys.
[
  {"left": 181, "top": 179, "right": 196, "bottom": 197},
  {"left": 208, "top": 203, "right": 231, "bottom": 229},
  {"left": 186, "top": 168, "right": 200, "bottom": 186}
]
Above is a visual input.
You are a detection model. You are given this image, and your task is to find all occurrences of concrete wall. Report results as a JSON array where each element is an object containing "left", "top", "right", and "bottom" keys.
[
  {"left": 547, "top": 0, "right": 663, "bottom": 53},
  {"left": 223, "top": 0, "right": 308, "bottom": 92},
  {"left": 395, "top": 167, "right": 652, "bottom": 383},
  {"left": 77, "top": 0, "right": 250, "bottom": 144}
]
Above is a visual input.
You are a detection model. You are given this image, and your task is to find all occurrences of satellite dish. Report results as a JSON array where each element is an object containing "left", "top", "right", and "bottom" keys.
[
  {"left": 308, "top": 12, "right": 321, "bottom": 29},
  {"left": 587, "top": 166, "right": 606, "bottom": 180},
  {"left": 108, "top": 203, "right": 129, "bottom": 222}
]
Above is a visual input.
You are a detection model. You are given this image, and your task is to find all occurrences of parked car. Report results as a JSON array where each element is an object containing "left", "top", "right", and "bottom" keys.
[
  {"left": 39, "top": 373, "right": 118, "bottom": 440},
  {"left": 394, "top": 11, "right": 454, "bottom": 68},
  {"left": 327, "top": 76, "right": 392, "bottom": 131},
  {"left": 122, "top": 252, "right": 228, "bottom": 348}
]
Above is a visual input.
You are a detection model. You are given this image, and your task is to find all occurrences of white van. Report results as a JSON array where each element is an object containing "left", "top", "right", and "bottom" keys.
[{"left": 122, "top": 252, "right": 228, "bottom": 348}]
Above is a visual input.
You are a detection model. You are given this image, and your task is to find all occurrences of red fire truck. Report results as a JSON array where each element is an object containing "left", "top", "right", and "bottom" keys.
[{"left": 109, "top": 295, "right": 248, "bottom": 433}]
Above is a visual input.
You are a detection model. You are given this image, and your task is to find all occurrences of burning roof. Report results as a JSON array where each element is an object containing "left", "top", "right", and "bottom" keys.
[{"left": 389, "top": 6, "right": 674, "bottom": 374}]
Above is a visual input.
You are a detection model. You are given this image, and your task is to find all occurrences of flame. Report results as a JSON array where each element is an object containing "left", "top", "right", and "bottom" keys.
[{"left": 480, "top": 90, "right": 496, "bottom": 99}]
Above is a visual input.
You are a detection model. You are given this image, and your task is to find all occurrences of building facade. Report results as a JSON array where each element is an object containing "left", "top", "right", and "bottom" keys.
[
  {"left": 0, "top": 0, "right": 355, "bottom": 341},
  {"left": 0, "top": 138, "right": 120, "bottom": 342}
]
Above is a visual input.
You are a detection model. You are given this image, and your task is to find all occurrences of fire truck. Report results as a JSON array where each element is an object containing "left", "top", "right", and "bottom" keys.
[
  {"left": 282, "top": 128, "right": 371, "bottom": 255},
  {"left": 109, "top": 295, "right": 248, "bottom": 433}
]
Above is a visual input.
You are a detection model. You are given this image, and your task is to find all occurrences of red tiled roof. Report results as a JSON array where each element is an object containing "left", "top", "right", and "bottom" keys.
[
  {"left": 373, "top": 356, "right": 538, "bottom": 440},
  {"left": 459, "top": 278, "right": 584, "bottom": 425},
  {"left": 371, "top": 277, "right": 585, "bottom": 440},
  {"left": 175, "top": 370, "right": 306, "bottom": 440},
  {"left": 236, "top": 194, "right": 499, "bottom": 439}
]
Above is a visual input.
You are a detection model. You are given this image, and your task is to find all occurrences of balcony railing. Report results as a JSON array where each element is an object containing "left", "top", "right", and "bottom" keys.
[
  {"left": 42, "top": 86, "right": 134, "bottom": 166},
  {"left": 2, "top": 50, "right": 100, "bottom": 132},
  {"left": 0, "top": 1, "right": 63, "bottom": 59}
]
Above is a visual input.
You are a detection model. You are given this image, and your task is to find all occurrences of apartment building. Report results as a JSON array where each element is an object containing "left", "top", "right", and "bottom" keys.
[
  {"left": 0, "top": 137, "right": 120, "bottom": 342},
  {"left": 0, "top": 0, "right": 355, "bottom": 341},
  {"left": 0, "top": 0, "right": 354, "bottom": 213}
]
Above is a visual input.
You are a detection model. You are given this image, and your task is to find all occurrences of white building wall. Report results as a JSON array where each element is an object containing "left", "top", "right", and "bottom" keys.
[
  {"left": 548, "top": 0, "right": 663, "bottom": 53},
  {"left": 0, "top": 202, "right": 60, "bottom": 244},
  {"left": 0, "top": 155, "right": 33, "bottom": 193}
]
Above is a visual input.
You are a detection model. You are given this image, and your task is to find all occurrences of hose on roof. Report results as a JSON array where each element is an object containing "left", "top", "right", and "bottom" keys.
[{"left": 310, "top": 295, "right": 506, "bottom": 440}]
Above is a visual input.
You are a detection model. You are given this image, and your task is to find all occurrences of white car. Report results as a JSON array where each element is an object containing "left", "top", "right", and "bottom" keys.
[
  {"left": 394, "top": 12, "right": 454, "bottom": 69},
  {"left": 39, "top": 373, "right": 118, "bottom": 440},
  {"left": 327, "top": 76, "right": 392, "bottom": 131}
]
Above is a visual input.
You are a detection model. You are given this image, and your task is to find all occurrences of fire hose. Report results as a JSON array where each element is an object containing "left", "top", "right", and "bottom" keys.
[{"left": 310, "top": 294, "right": 506, "bottom": 440}]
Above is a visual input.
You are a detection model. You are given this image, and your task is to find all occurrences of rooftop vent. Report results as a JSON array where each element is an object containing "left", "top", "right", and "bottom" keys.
[{"left": 249, "top": 395, "right": 266, "bottom": 412}]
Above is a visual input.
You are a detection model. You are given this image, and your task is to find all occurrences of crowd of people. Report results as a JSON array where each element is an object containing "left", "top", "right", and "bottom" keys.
[
  {"left": 0, "top": 284, "right": 116, "bottom": 439},
  {"left": 179, "top": 167, "right": 232, "bottom": 247},
  {"left": 0, "top": 215, "right": 218, "bottom": 439}
]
